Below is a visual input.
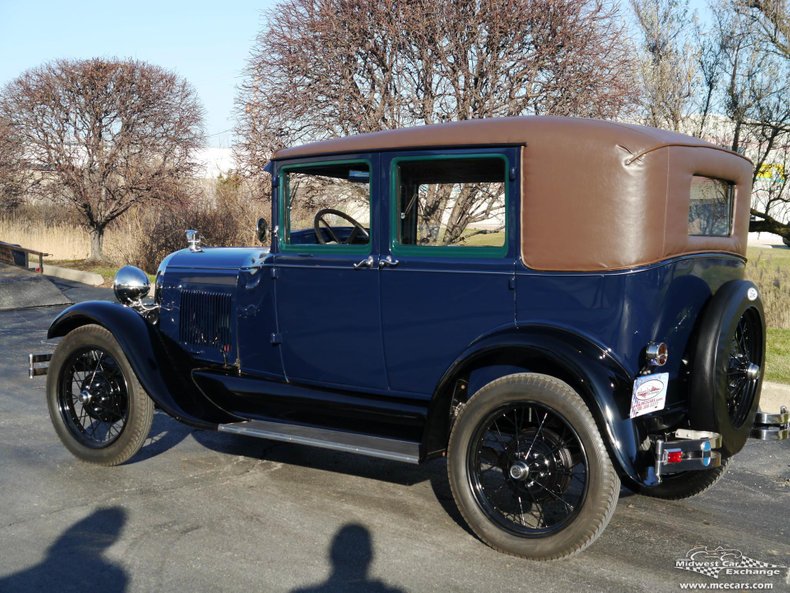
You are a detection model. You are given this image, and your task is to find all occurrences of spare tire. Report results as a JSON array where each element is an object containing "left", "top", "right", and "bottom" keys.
[{"left": 689, "top": 280, "right": 765, "bottom": 456}]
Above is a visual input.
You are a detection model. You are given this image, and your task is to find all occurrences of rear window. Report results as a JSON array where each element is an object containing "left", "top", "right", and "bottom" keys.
[{"left": 688, "top": 176, "right": 734, "bottom": 237}]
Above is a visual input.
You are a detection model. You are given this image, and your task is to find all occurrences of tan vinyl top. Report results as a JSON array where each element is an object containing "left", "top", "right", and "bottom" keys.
[{"left": 273, "top": 117, "right": 754, "bottom": 271}]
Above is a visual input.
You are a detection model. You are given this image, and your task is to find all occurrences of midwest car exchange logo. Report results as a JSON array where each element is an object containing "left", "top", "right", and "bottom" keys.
[{"left": 675, "top": 546, "right": 788, "bottom": 587}]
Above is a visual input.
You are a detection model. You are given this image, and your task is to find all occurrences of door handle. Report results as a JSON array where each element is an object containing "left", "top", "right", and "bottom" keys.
[
  {"left": 378, "top": 255, "right": 399, "bottom": 268},
  {"left": 353, "top": 255, "right": 375, "bottom": 269}
]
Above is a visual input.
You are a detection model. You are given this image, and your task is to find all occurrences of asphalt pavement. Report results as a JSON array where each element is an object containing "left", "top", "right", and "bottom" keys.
[{"left": 0, "top": 278, "right": 788, "bottom": 593}]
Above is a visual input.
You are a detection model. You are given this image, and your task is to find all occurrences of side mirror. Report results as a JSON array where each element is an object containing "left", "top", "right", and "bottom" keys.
[{"left": 257, "top": 217, "right": 268, "bottom": 244}]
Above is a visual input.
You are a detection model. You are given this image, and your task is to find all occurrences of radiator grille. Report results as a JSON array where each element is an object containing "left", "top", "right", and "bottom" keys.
[{"left": 179, "top": 289, "right": 233, "bottom": 349}]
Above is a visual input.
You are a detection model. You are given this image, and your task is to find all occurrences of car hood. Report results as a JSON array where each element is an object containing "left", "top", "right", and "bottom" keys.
[{"left": 160, "top": 247, "right": 270, "bottom": 271}]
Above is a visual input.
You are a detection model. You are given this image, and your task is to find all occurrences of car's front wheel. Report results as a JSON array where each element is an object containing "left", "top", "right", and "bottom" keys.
[
  {"left": 46, "top": 324, "right": 153, "bottom": 465},
  {"left": 447, "top": 373, "right": 620, "bottom": 560}
]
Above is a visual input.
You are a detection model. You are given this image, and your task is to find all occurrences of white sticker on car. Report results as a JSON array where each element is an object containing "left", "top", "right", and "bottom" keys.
[{"left": 629, "top": 372, "right": 669, "bottom": 418}]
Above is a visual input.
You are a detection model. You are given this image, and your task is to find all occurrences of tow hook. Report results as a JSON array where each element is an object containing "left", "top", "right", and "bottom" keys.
[
  {"left": 652, "top": 429, "right": 722, "bottom": 483},
  {"left": 751, "top": 407, "right": 789, "bottom": 441}
]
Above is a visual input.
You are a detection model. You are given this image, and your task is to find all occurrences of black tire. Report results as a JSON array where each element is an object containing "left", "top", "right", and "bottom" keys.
[
  {"left": 689, "top": 280, "right": 765, "bottom": 456},
  {"left": 637, "top": 457, "right": 729, "bottom": 500},
  {"left": 46, "top": 324, "right": 154, "bottom": 466},
  {"left": 447, "top": 373, "right": 620, "bottom": 560}
]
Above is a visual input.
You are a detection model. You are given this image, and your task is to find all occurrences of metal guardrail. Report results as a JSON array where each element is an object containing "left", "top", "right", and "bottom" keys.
[{"left": 0, "top": 240, "right": 50, "bottom": 272}]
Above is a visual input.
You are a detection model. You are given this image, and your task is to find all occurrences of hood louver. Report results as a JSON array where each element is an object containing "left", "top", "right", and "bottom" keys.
[{"left": 179, "top": 289, "right": 233, "bottom": 350}]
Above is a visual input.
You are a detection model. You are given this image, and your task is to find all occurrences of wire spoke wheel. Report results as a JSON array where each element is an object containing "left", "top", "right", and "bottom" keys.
[
  {"left": 47, "top": 324, "right": 154, "bottom": 466},
  {"left": 725, "top": 309, "right": 762, "bottom": 429},
  {"left": 58, "top": 347, "right": 129, "bottom": 448},
  {"left": 447, "top": 373, "right": 619, "bottom": 560},
  {"left": 469, "top": 403, "right": 588, "bottom": 536}
]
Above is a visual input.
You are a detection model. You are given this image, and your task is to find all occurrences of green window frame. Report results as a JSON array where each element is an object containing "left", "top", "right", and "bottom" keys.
[
  {"left": 278, "top": 158, "right": 373, "bottom": 255},
  {"left": 390, "top": 153, "right": 510, "bottom": 258}
]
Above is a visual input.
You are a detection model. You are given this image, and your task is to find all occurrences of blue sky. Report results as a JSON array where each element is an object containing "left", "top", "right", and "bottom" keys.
[{"left": 0, "top": 0, "right": 276, "bottom": 148}]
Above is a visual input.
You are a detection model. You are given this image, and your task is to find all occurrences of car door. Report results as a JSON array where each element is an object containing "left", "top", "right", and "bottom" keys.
[
  {"left": 379, "top": 148, "right": 519, "bottom": 395},
  {"left": 272, "top": 155, "right": 388, "bottom": 391}
]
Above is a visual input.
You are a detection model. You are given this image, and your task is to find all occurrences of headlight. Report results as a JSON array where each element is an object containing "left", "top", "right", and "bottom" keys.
[{"left": 113, "top": 265, "right": 150, "bottom": 305}]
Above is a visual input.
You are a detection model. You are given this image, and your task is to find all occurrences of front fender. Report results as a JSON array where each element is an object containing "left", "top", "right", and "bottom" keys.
[
  {"left": 424, "top": 325, "right": 645, "bottom": 486},
  {"left": 48, "top": 301, "right": 238, "bottom": 429}
]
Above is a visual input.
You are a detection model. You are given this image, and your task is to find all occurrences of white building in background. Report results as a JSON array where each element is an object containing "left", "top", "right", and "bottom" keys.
[
  {"left": 196, "top": 129, "right": 237, "bottom": 178},
  {"left": 196, "top": 147, "right": 236, "bottom": 179}
]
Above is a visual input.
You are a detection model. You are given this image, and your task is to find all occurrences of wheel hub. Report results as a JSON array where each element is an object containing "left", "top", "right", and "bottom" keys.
[
  {"left": 745, "top": 363, "right": 759, "bottom": 380},
  {"left": 78, "top": 388, "right": 92, "bottom": 404},
  {"left": 80, "top": 376, "right": 121, "bottom": 423},
  {"left": 509, "top": 460, "right": 530, "bottom": 481},
  {"left": 503, "top": 428, "right": 574, "bottom": 500}
]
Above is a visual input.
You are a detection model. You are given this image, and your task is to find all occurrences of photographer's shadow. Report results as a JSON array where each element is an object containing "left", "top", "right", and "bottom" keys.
[
  {"left": 291, "top": 524, "right": 406, "bottom": 593},
  {"left": 0, "top": 507, "right": 128, "bottom": 593}
]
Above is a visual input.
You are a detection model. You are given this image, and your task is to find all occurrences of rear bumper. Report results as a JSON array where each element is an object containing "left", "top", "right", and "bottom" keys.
[
  {"left": 652, "top": 429, "right": 722, "bottom": 482},
  {"left": 750, "top": 407, "right": 789, "bottom": 441}
]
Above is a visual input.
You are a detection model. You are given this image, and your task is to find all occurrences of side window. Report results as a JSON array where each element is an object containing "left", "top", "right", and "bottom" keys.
[
  {"left": 394, "top": 156, "right": 507, "bottom": 250},
  {"left": 281, "top": 161, "right": 371, "bottom": 247},
  {"left": 688, "top": 176, "right": 734, "bottom": 237}
]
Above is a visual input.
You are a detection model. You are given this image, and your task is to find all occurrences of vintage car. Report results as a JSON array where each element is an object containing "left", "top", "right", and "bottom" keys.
[{"left": 29, "top": 117, "right": 789, "bottom": 560}]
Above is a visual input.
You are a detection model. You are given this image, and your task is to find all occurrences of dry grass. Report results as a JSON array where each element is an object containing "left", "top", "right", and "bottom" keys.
[
  {"left": 0, "top": 217, "right": 91, "bottom": 260},
  {"left": 0, "top": 213, "right": 157, "bottom": 265}
]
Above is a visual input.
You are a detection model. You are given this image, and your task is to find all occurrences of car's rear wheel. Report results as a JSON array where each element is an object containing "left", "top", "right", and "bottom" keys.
[
  {"left": 447, "top": 373, "right": 620, "bottom": 560},
  {"left": 46, "top": 324, "right": 153, "bottom": 465}
]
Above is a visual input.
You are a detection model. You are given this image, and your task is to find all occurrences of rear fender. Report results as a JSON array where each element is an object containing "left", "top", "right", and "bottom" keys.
[
  {"left": 424, "top": 325, "right": 644, "bottom": 485},
  {"left": 48, "top": 301, "right": 238, "bottom": 429}
]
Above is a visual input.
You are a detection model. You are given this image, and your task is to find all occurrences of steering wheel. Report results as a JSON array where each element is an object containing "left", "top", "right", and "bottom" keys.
[{"left": 313, "top": 208, "right": 370, "bottom": 245}]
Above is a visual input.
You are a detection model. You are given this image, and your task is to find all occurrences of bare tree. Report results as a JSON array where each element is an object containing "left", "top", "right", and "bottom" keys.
[
  {"left": 0, "top": 114, "right": 25, "bottom": 210},
  {"left": 738, "top": 0, "right": 790, "bottom": 57},
  {"left": 630, "top": 0, "right": 700, "bottom": 131},
  {"left": 0, "top": 58, "right": 204, "bottom": 260},
  {"left": 697, "top": 2, "right": 790, "bottom": 240},
  {"left": 236, "top": 0, "right": 638, "bottom": 238},
  {"left": 238, "top": 0, "right": 638, "bottom": 154}
]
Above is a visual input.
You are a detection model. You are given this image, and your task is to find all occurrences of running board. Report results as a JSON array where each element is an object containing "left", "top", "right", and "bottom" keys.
[{"left": 218, "top": 419, "right": 420, "bottom": 464}]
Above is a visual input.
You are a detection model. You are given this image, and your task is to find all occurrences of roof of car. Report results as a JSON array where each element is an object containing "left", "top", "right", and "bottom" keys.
[
  {"left": 272, "top": 116, "right": 751, "bottom": 164},
  {"left": 273, "top": 116, "right": 753, "bottom": 271}
]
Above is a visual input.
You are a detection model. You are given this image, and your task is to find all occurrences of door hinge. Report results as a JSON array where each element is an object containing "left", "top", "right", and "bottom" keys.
[
  {"left": 271, "top": 267, "right": 279, "bottom": 279},
  {"left": 270, "top": 332, "right": 282, "bottom": 345},
  {"left": 508, "top": 275, "right": 516, "bottom": 290}
]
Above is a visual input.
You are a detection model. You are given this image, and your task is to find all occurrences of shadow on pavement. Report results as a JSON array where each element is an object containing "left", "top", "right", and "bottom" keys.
[
  {"left": 290, "top": 523, "right": 406, "bottom": 593},
  {"left": 131, "top": 411, "right": 195, "bottom": 464},
  {"left": 0, "top": 507, "right": 128, "bottom": 593}
]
